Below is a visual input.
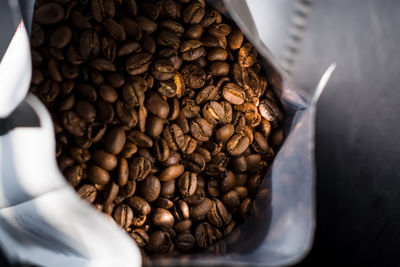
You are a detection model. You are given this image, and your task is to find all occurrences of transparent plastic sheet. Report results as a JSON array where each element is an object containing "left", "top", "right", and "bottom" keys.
[{"left": 0, "top": 0, "right": 333, "bottom": 266}]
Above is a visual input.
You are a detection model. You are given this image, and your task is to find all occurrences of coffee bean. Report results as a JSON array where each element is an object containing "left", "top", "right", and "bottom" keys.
[
  {"left": 87, "top": 165, "right": 110, "bottom": 185},
  {"left": 153, "top": 138, "right": 170, "bottom": 162},
  {"left": 176, "top": 232, "right": 195, "bottom": 252},
  {"left": 104, "top": 127, "right": 126, "bottom": 154},
  {"left": 34, "top": 3, "right": 64, "bottom": 25},
  {"left": 183, "top": 152, "right": 205, "bottom": 173},
  {"left": 226, "top": 133, "right": 249, "bottom": 156},
  {"left": 207, "top": 198, "right": 231, "bottom": 227},
  {"left": 215, "top": 124, "right": 234, "bottom": 143},
  {"left": 131, "top": 229, "right": 149, "bottom": 248},
  {"left": 222, "top": 190, "right": 240, "bottom": 212},
  {"left": 62, "top": 111, "right": 87, "bottom": 137},
  {"left": 252, "top": 131, "right": 268, "bottom": 154},
  {"left": 159, "top": 164, "right": 184, "bottom": 182},
  {"left": 120, "top": 180, "right": 136, "bottom": 198},
  {"left": 77, "top": 184, "right": 97, "bottom": 203},
  {"left": 129, "top": 156, "right": 151, "bottom": 181},
  {"left": 74, "top": 99, "right": 96, "bottom": 123},
  {"left": 207, "top": 47, "right": 228, "bottom": 61},
  {"left": 103, "top": 182, "right": 119, "bottom": 204},
  {"left": 127, "top": 130, "right": 153, "bottom": 147},
  {"left": 181, "top": 135, "right": 197, "bottom": 154},
  {"left": 91, "top": 0, "right": 115, "bottom": 22},
  {"left": 228, "top": 27, "right": 244, "bottom": 50},
  {"left": 79, "top": 31, "right": 100, "bottom": 60},
  {"left": 174, "top": 219, "right": 192, "bottom": 232},
  {"left": 270, "top": 128, "right": 283, "bottom": 148},
  {"left": 181, "top": 64, "right": 206, "bottom": 89},
  {"left": 222, "top": 83, "right": 245, "bottom": 105},
  {"left": 50, "top": 26, "right": 72, "bottom": 49},
  {"left": 117, "top": 158, "right": 129, "bottom": 186},
  {"left": 163, "top": 123, "right": 185, "bottom": 151},
  {"left": 239, "top": 197, "right": 252, "bottom": 217},
  {"left": 137, "top": 175, "right": 161, "bottom": 203},
  {"left": 146, "top": 230, "right": 171, "bottom": 254},
  {"left": 145, "top": 91, "right": 169, "bottom": 119},
  {"left": 92, "top": 149, "right": 117, "bottom": 171},
  {"left": 177, "top": 171, "right": 197, "bottom": 197},
  {"left": 114, "top": 204, "right": 134, "bottom": 229},
  {"left": 101, "top": 36, "right": 117, "bottom": 61},
  {"left": 156, "top": 197, "right": 174, "bottom": 209},
  {"left": 209, "top": 61, "right": 229, "bottom": 76},
  {"left": 126, "top": 52, "right": 152, "bottom": 76},
  {"left": 64, "top": 165, "right": 83, "bottom": 187},
  {"left": 195, "top": 222, "right": 214, "bottom": 249},
  {"left": 183, "top": 2, "right": 205, "bottom": 24},
  {"left": 190, "top": 118, "right": 212, "bottom": 142},
  {"left": 221, "top": 170, "right": 236, "bottom": 192},
  {"left": 128, "top": 196, "right": 151, "bottom": 215},
  {"left": 152, "top": 208, "right": 174, "bottom": 230},
  {"left": 185, "top": 24, "right": 203, "bottom": 40},
  {"left": 238, "top": 43, "right": 257, "bottom": 68},
  {"left": 190, "top": 198, "right": 212, "bottom": 221}
]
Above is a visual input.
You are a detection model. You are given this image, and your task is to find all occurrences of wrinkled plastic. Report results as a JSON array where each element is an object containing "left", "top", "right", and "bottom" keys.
[{"left": 0, "top": 0, "right": 327, "bottom": 266}]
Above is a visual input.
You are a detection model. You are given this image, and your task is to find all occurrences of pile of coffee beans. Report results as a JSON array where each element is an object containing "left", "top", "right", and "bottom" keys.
[{"left": 30, "top": 0, "right": 284, "bottom": 256}]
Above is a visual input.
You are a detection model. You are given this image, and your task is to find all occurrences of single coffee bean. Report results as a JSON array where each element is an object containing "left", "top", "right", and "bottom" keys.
[
  {"left": 76, "top": 84, "right": 97, "bottom": 102},
  {"left": 252, "top": 131, "right": 269, "bottom": 154},
  {"left": 180, "top": 64, "right": 206, "bottom": 89},
  {"left": 239, "top": 197, "right": 252, "bottom": 217},
  {"left": 161, "top": 151, "right": 181, "bottom": 168},
  {"left": 92, "top": 149, "right": 117, "bottom": 171},
  {"left": 127, "top": 130, "right": 153, "bottom": 147},
  {"left": 138, "top": 105, "right": 148, "bottom": 133},
  {"left": 74, "top": 99, "right": 96, "bottom": 123},
  {"left": 209, "top": 23, "right": 232, "bottom": 37},
  {"left": 118, "top": 41, "right": 142, "bottom": 57},
  {"left": 77, "top": 184, "right": 97, "bottom": 203},
  {"left": 152, "top": 208, "right": 174, "bottom": 230},
  {"left": 222, "top": 190, "right": 240, "bottom": 212},
  {"left": 270, "top": 128, "right": 284, "bottom": 148},
  {"left": 177, "top": 172, "right": 197, "bottom": 197},
  {"left": 159, "top": 164, "right": 184, "bottom": 182},
  {"left": 183, "top": 2, "right": 205, "bottom": 24},
  {"left": 88, "top": 123, "right": 107, "bottom": 143},
  {"left": 207, "top": 47, "right": 228, "bottom": 62},
  {"left": 176, "top": 232, "right": 195, "bottom": 252},
  {"left": 131, "top": 229, "right": 149, "bottom": 248},
  {"left": 226, "top": 133, "right": 249, "bottom": 156},
  {"left": 129, "top": 156, "right": 152, "bottom": 181},
  {"left": 207, "top": 198, "right": 231, "bottom": 227},
  {"left": 163, "top": 123, "right": 185, "bottom": 151},
  {"left": 202, "top": 101, "right": 224, "bottom": 125},
  {"left": 247, "top": 173, "right": 262, "bottom": 197},
  {"left": 126, "top": 52, "right": 152, "bottom": 76},
  {"left": 103, "top": 182, "right": 119, "bottom": 204},
  {"left": 114, "top": 204, "right": 134, "bottom": 229},
  {"left": 139, "top": 2, "right": 160, "bottom": 20},
  {"left": 246, "top": 154, "right": 262, "bottom": 168},
  {"left": 174, "top": 219, "right": 192, "bottom": 232},
  {"left": 153, "top": 138, "right": 170, "bottom": 162},
  {"left": 190, "top": 118, "right": 212, "bottom": 142},
  {"left": 128, "top": 196, "right": 151, "bottom": 215},
  {"left": 136, "top": 16, "right": 158, "bottom": 34},
  {"left": 120, "top": 18, "right": 142, "bottom": 41},
  {"left": 141, "top": 33, "right": 157, "bottom": 54},
  {"left": 207, "top": 180, "right": 219, "bottom": 198},
  {"left": 222, "top": 83, "right": 245, "bottom": 105},
  {"left": 215, "top": 124, "right": 234, "bottom": 143},
  {"left": 119, "top": 180, "right": 136, "bottom": 198},
  {"left": 238, "top": 43, "right": 258, "bottom": 68},
  {"left": 145, "top": 91, "right": 169, "bottom": 119},
  {"left": 115, "top": 101, "right": 139, "bottom": 128},
  {"left": 137, "top": 175, "right": 161, "bottom": 202},
  {"left": 171, "top": 200, "right": 190, "bottom": 222},
  {"left": 87, "top": 164, "right": 110, "bottom": 185},
  {"left": 180, "top": 40, "right": 205, "bottom": 61},
  {"left": 228, "top": 27, "right": 244, "bottom": 50},
  {"left": 156, "top": 197, "right": 174, "bottom": 209},
  {"left": 50, "top": 26, "right": 72, "bottom": 49},
  {"left": 146, "top": 230, "right": 171, "bottom": 254},
  {"left": 190, "top": 198, "right": 212, "bottom": 221},
  {"left": 79, "top": 31, "right": 100, "bottom": 60},
  {"left": 64, "top": 165, "right": 83, "bottom": 187},
  {"left": 101, "top": 36, "right": 117, "bottom": 61},
  {"left": 209, "top": 61, "right": 229, "bottom": 76},
  {"left": 104, "top": 127, "right": 126, "bottom": 154},
  {"left": 156, "top": 29, "right": 180, "bottom": 50},
  {"left": 34, "top": 3, "right": 64, "bottom": 24},
  {"left": 62, "top": 111, "right": 87, "bottom": 137},
  {"left": 185, "top": 24, "right": 203, "bottom": 40},
  {"left": 160, "top": 180, "right": 176, "bottom": 198},
  {"left": 91, "top": 0, "right": 115, "bottom": 22},
  {"left": 117, "top": 158, "right": 129, "bottom": 186},
  {"left": 221, "top": 170, "right": 236, "bottom": 192},
  {"left": 167, "top": 97, "right": 180, "bottom": 120},
  {"left": 183, "top": 152, "right": 205, "bottom": 173},
  {"left": 195, "top": 222, "right": 214, "bottom": 249}
]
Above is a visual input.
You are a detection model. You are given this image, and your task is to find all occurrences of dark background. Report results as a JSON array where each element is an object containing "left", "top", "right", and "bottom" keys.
[{"left": 1, "top": 0, "right": 400, "bottom": 266}]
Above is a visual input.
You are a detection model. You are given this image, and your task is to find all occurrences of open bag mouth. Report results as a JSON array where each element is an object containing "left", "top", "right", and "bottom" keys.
[{"left": 0, "top": 0, "right": 334, "bottom": 266}]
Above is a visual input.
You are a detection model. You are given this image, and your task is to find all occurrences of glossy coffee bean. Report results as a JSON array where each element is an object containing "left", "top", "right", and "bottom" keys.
[
  {"left": 177, "top": 171, "right": 197, "bottom": 197},
  {"left": 152, "top": 208, "right": 174, "bottom": 230},
  {"left": 159, "top": 164, "right": 185, "bottom": 182},
  {"left": 190, "top": 118, "right": 212, "bottom": 142},
  {"left": 129, "top": 156, "right": 152, "bottom": 181},
  {"left": 114, "top": 204, "right": 133, "bottom": 229},
  {"left": 128, "top": 196, "right": 151, "bottom": 215},
  {"left": 104, "top": 127, "right": 126, "bottom": 154},
  {"left": 137, "top": 175, "right": 161, "bottom": 202},
  {"left": 77, "top": 184, "right": 97, "bottom": 203},
  {"left": 87, "top": 165, "right": 110, "bottom": 185},
  {"left": 92, "top": 149, "right": 117, "bottom": 171}
]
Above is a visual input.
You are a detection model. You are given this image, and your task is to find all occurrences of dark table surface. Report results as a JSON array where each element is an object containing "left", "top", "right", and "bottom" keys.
[{"left": 2, "top": 0, "right": 400, "bottom": 266}]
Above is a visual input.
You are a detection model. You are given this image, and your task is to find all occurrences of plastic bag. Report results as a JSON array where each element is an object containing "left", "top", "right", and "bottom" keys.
[{"left": 0, "top": 0, "right": 333, "bottom": 266}]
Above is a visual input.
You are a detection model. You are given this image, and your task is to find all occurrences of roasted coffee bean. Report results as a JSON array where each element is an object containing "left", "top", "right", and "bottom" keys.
[
  {"left": 252, "top": 131, "right": 269, "bottom": 154},
  {"left": 79, "top": 31, "right": 100, "bottom": 60},
  {"left": 221, "top": 171, "right": 236, "bottom": 192},
  {"left": 126, "top": 52, "right": 152, "bottom": 76},
  {"left": 137, "top": 175, "right": 161, "bottom": 202},
  {"left": 153, "top": 138, "right": 170, "bottom": 162},
  {"left": 183, "top": 1, "right": 205, "bottom": 24},
  {"left": 222, "top": 190, "right": 240, "bottom": 212},
  {"left": 92, "top": 149, "right": 117, "bottom": 171},
  {"left": 209, "top": 61, "right": 229, "bottom": 76},
  {"left": 180, "top": 40, "right": 205, "bottom": 61},
  {"left": 34, "top": 3, "right": 64, "bottom": 25},
  {"left": 163, "top": 123, "right": 185, "bottom": 151},
  {"left": 139, "top": 2, "right": 160, "bottom": 20},
  {"left": 127, "top": 130, "right": 153, "bottom": 147},
  {"left": 104, "top": 127, "right": 126, "bottom": 154},
  {"left": 174, "top": 219, "right": 192, "bottom": 232},
  {"left": 131, "top": 229, "right": 149, "bottom": 248},
  {"left": 152, "top": 208, "right": 174, "bottom": 230},
  {"left": 74, "top": 99, "right": 96, "bottom": 123},
  {"left": 178, "top": 171, "right": 197, "bottom": 197},
  {"left": 228, "top": 27, "right": 244, "bottom": 50},
  {"left": 239, "top": 198, "right": 252, "bottom": 217},
  {"left": 190, "top": 198, "right": 212, "bottom": 221},
  {"left": 117, "top": 158, "right": 129, "bottom": 186},
  {"left": 167, "top": 97, "right": 180, "bottom": 120},
  {"left": 185, "top": 24, "right": 203, "bottom": 40},
  {"left": 215, "top": 124, "right": 234, "bottom": 143},
  {"left": 128, "top": 196, "right": 151, "bottom": 215},
  {"left": 238, "top": 43, "right": 257, "bottom": 68},
  {"left": 160, "top": 180, "right": 176, "bottom": 198},
  {"left": 129, "top": 156, "right": 152, "bottom": 181},
  {"left": 222, "top": 83, "right": 245, "bottom": 105},
  {"left": 159, "top": 164, "right": 184, "bottom": 182},
  {"left": 157, "top": 197, "right": 174, "bottom": 209},
  {"left": 259, "top": 98, "right": 284, "bottom": 123},
  {"left": 175, "top": 232, "right": 195, "bottom": 252},
  {"left": 145, "top": 91, "right": 169, "bottom": 119},
  {"left": 103, "top": 182, "right": 119, "bottom": 204},
  {"left": 136, "top": 16, "right": 158, "bottom": 34},
  {"left": 62, "top": 111, "right": 87, "bottom": 137},
  {"left": 190, "top": 118, "right": 212, "bottom": 142},
  {"left": 141, "top": 34, "right": 157, "bottom": 54},
  {"left": 87, "top": 165, "right": 110, "bottom": 185},
  {"left": 207, "top": 180, "right": 219, "bottom": 197},
  {"left": 115, "top": 101, "right": 138, "bottom": 128},
  {"left": 119, "top": 18, "right": 142, "bottom": 41},
  {"left": 77, "top": 184, "right": 97, "bottom": 203},
  {"left": 195, "top": 222, "right": 214, "bottom": 249},
  {"left": 50, "top": 26, "right": 72, "bottom": 49},
  {"left": 207, "top": 198, "right": 231, "bottom": 227},
  {"left": 172, "top": 200, "right": 190, "bottom": 222},
  {"left": 195, "top": 85, "right": 218, "bottom": 105},
  {"left": 207, "top": 47, "right": 228, "bottom": 61},
  {"left": 64, "top": 165, "right": 83, "bottom": 187},
  {"left": 180, "top": 64, "right": 206, "bottom": 89},
  {"left": 69, "top": 146, "right": 91, "bottom": 163},
  {"left": 88, "top": 123, "right": 107, "bottom": 143},
  {"left": 270, "top": 128, "right": 283, "bottom": 147},
  {"left": 181, "top": 135, "right": 197, "bottom": 154},
  {"left": 161, "top": 151, "right": 181, "bottom": 167},
  {"left": 183, "top": 152, "right": 205, "bottom": 173},
  {"left": 91, "top": 0, "right": 115, "bottom": 22},
  {"left": 114, "top": 204, "right": 134, "bottom": 229},
  {"left": 202, "top": 101, "right": 225, "bottom": 125},
  {"left": 146, "top": 230, "right": 171, "bottom": 254},
  {"left": 120, "top": 180, "right": 136, "bottom": 198}
]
